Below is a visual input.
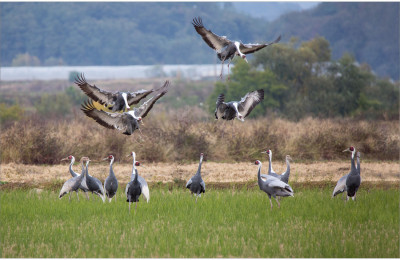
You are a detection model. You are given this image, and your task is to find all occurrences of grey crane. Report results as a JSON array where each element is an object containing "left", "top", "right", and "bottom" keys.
[
  {"left": 126, "top": 162, "right": 142, "bottom": 213},
  {"left": 125, "top": 152, "right": 150, "bottom": 203},
  {"left": 102, "top": 155, "right": 119, "bottom": 203},
  {"left": 61, "top": 155, "right": 90, "bottom": 200},
  {"left": 85, "top": 159, "right": 106, "bottom": 202},
  {"left": 254, "top": 160, "right": 294, "bottom": 209},
  {"left": 260, "top": 150, "right": 292, "bottom": 184},
  {"left": 59, "top": 157, "right": 89, "bottom": 202},
  {"left": 186, "top": 153, "right": 206, "bottom": 203},
  {"left": 345, "top": 148, "right": 361, "bottom": 201},
  {"left": 215, "top": 89, "right": 264, "bottom": 122},
  {"left": 75, "top": 73, "right": 156, "bottom": 112},
  {"left": 192, "top": 17, "right": 281, "bottom": 79},
  {"left": 81, "top": 81, "right": 169, "bottom": 135},
  {"left": 332, "top": 146, "right": 361, "bottom": 201}
]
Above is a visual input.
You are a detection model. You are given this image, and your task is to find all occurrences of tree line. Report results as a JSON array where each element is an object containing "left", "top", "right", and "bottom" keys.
[
  {"left": 207, "top": 37, "right": 399, "bottom": 120},
  {"left": 1, "top": 2, "right": 398, "bottom": 80}
]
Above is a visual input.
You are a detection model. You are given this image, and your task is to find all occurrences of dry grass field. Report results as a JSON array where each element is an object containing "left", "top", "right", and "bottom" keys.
[{"left": 1, "top": 160, "right": 398, "bottom": 188}]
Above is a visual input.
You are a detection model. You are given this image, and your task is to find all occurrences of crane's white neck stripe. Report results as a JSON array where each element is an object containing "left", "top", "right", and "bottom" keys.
[
  {"left": 122, "top": 92, "right": 130, "bottom": 109},
  {"left": 234, "top": 41, "right": 244, "bottom": 56}
]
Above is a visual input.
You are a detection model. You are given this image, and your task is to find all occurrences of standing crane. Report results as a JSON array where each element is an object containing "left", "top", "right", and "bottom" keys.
[
  {"left": 102, "top": 155, "right": 119, "bottom": 203},
  {"left": 345, "top": 148, "right": 361, "bottom": 201},
  {"left": 215, "top": 90, "right": 264, "bottom": 122},
  {"left": 126, "top": 163, "right": 142, "bottom": 213},
  {"left": 186, "top": 153, "right": 206, "bottom": 203},
  {"left": 254, "top": 160, "right": 294, "bottom": 209},
  {"left": 192, "top": 17, "right": 281, "bottom": 80},
  {"left": 125, "top": 152, "right": 150, "bottom": 203},
  {"left": 85, "top": 159, "right": 106, "bottom": 202},
  {"left": 59, "top": 157, "right": 89, "bottom": 202},
  {"left": 332, "top": 146, "right": 361, "bottom": 201},
  {"left": 61, "top": 155, "right": 90, "bottom": 200},
  {"left": 261, "top": 150, "right": 292, "bottom": 184}
]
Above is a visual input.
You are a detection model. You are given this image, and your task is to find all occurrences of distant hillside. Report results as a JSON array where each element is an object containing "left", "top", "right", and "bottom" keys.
[
  {"left": 0, "top": 2, "right": 273, "bottom": 66},
  {"left": 266, "top": 2, "right": 399, "bottom": 80},
  {"left": 231, "top": 2, "right": 319, "bottom": 21},
  {"left": 1, "top": 2, "right": 398, "bottom": 80}
]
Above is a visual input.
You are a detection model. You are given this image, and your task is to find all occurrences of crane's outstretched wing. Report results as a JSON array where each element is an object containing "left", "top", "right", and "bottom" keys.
[
  {"left": 81, "top": 99, "right": 128, "bottom": 132},
  {"left": 332, "top": 174, "right": 348, "bottom": 197},
  {"left": 240, "top": 35, "right": 281, "bottom": 55},
  {"left": 237, "top": 89, "right": 264, "bottom": 118},
  {"left": 75, "top": 74, "right": 115, "bottom": 106},
  {"left": 127, "top": 89, "right": 155, "bottom": 106},
  {"left": 192, "top": 17, "right": 231, "bottom": 52},
  {"left": 133, "top": 80, "right": 169, "bottom": 118}
]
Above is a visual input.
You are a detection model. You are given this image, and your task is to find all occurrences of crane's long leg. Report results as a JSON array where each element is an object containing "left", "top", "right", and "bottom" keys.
[
  {"left": 274, "top": 197, "right": 281, "bottom": 208},
  {"left": 85, "top": 192, "right": 89, "bottom": 200},
  {"left": 129, "top": 202, "right": 131, "bottom": 213},
  {"left": 219, "top": 60, "right": 225, "bottom": 79},
  {"left": 227, "top": 59, "right": 233, "bottom": 81},
  {"left": 268, "top": 197, "right": 273, "bottom": 209},
  {"left": 69, "top": 193, "right": 71, "bottom": 202},
  {"left": 76, "top": 191, "right": 79, "bottom": 201},
  {"left": 135, "top": 202, "right": 138, "bottom": 211},
  {"left": 195, "top": 196, "right": 198, "bottom": 203}
]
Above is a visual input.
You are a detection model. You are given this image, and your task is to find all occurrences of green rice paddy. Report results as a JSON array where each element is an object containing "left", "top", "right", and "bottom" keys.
[{"left": 1, "top": 187, "right": 399, "bottom": 257}]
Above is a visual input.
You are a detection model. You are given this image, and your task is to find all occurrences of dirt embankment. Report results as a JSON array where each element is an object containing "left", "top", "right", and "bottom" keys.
[{"left": 1, "top": 161, "right": 398, "bottom": 189}]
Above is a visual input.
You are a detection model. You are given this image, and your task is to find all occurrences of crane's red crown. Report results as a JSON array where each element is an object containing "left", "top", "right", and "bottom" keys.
[
  {"left": 350, "top": 146, "right": 354, "bottom": 151},
  {"left": 68, "top": 155, "right": 73, "bottom": 160},
  {"left": 135, "top": 161, "right": 140, "bottom": 166},
  {"left": 108, "top": 155, "right": 113, "bottom": 159}
]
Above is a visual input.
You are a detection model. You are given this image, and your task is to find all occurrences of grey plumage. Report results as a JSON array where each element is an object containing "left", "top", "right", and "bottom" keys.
[
  {"left": 84, "top": 159, "right": 106, "bottom": 202},
  {"left": 60, "top": 155, "right": 90, "bottom": 200},
  {"left": 192, "top": 17, "right": 281, "bottom": 79},
  {"left": 255, "top": 160, "right": 293, "bottom": 209},
  {"left": 81, "top": 81, "right": 169, "bottom": 135},
  {"left": 103, "top": 155, "right": 119, "bottom": 203},
  {"left": 186, "top": 153, "right": 206, "bottom": 203},
  {"left": 59, "top": 157, "right": 89, "bottom": 201},
  {"left": 260, "top": 150, "right": 292, "bottom": 184},
  {"left": 125, "top": 152, "right": 150, "bottom": 203},
  {"left": 215, "top": 90, "right": 264, "bottom": 122},
  {"left": 126, "top": 168, "right": 142, "bottom": 213},
  {"left": 75, "top": 73, "right": 155, "bottom": 112},
  {"left": 332, "top": 147, "right": 361, "bottom": 201}
]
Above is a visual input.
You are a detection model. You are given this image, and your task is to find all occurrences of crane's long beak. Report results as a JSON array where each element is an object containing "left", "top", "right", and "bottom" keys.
[
  {"left": 101, "top": 157, "right": 108, "bottom": 161},
  {"left": 342, "top": 148, "right": 350, "bottom": 153},
  {"left": 261, "top": 151, "right": 267, "bottom": 154},
  {"left": 60, "top": 157, "right": 68, "bottom": 161},
  {"left": 126, "top": 154, "right": 132, "bottom": 158}
]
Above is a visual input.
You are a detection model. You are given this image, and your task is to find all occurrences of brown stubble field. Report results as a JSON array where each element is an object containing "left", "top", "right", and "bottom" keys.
[{"left": 1, "top": 160, "right": 398, "bottom": 189}]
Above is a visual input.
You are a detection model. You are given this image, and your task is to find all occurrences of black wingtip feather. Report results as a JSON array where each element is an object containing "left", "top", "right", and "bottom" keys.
[
  {"left": 192, "top": 17, "right": 204, "bottom": 28},
  {"left": 257, "top": 89, "right": 265, "bottom": 100},
  {"left": 74, "top": 73, "right": 87, "bottom": 87}
]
